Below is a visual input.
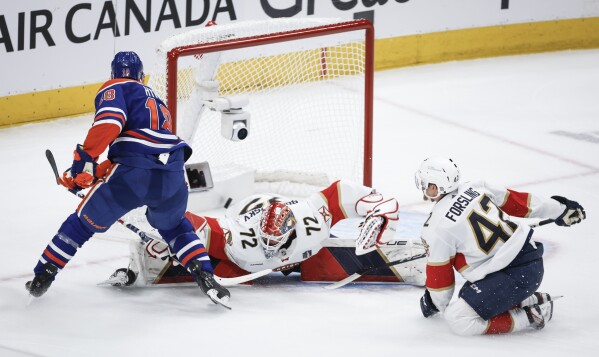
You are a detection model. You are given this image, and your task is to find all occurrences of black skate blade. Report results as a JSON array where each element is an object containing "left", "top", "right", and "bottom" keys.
[{"left": 207, "top": 289, "right": 232, "bottom": 310}]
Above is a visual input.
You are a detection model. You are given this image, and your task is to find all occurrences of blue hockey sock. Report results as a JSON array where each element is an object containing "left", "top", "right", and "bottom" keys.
[
  {"left": 159, "top": 219, "right": 212, "bottom": 273},
  {"left": 34, "top": 213, "right": 94, "bottom": 276}
]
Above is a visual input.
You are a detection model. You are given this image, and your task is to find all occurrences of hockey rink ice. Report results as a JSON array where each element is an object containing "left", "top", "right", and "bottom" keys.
[{"left": 1, "top": 49, "right": 598, "bottom": 356}]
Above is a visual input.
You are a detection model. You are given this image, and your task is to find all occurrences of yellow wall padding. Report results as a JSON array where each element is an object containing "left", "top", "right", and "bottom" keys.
[
  {"left": 374, "top": 17, "right": 599, "bottom": 70},
  {"left": 1, "top": 84, "right": 99, "bottom": 127}
]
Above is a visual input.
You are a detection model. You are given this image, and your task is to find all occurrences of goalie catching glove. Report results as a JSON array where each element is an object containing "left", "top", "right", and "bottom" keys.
[
  {"left": 58, "top": 145, "right": 112, "bottom": 191},
  {"left": 552, "top": 195, "right": 586, "bottom": 227},
  {"left": 355, "top": 193, "right": 399, "bottom": 255}
]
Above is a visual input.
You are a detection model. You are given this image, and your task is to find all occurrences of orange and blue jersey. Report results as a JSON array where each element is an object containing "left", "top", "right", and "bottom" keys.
[
  {"left": 32, "top": 79, "right": 209, "bottom": 281},
  {"left": 84, "top": 78, "right": 191, "bottom": 170}
]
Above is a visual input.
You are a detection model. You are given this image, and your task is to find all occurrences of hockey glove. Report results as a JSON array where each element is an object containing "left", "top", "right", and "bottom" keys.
[
  {"left": 355, "top": 196, "right": 399, "bottom": 255},
  {"left": 420, "top": 289, "right": 439, "bottom": 318},
  {"left": 58, "top": 146, "right": 112, "bottom": 191},
  {"left": 552, "top": 195, "right": 586, "bottom": 227},
  {"left": 58, "top": 169, "right": 80, "bottom": 192},
  {"left": 71, "top": 145, "right": 98, "bottom": 189}
]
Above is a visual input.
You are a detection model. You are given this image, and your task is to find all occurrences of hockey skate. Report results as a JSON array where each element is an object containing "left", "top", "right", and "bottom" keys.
[
  {"left": 98, "top": 268, "right": 137, "bottom": 287},
  {"left": 25, "top": 263, "right": 59, "bottom": 298},
  {"left": 524, "top": 298, "right": 554, "bottom": 330},
  {"left": 188, "top": 260, "right": 231, "bottom": 310},
  {"left": 519, "top": 292, "right": 560, "bottom": 308}
]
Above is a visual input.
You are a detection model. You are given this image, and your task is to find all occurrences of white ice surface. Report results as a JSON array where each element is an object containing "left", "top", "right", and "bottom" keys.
[{"left": 1, "top": 49, "right": 598, "bottom": 356}]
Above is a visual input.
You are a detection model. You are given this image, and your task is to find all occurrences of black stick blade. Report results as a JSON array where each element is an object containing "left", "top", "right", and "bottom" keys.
[{"left": 45, "top": 149, "right": 60, "bottom": 184}]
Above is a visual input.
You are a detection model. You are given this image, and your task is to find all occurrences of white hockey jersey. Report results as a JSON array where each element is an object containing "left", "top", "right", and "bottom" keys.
[
  {"left": 185, "top": 180, "right": 382, "bottom": 275},
  {"left": 422, "top": 180, "right": 565, "bottom": 312}
]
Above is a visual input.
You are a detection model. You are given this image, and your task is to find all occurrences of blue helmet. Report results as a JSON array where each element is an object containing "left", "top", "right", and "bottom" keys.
[{"left": 111, "top": 51, "right": 144, "bottom": 81}]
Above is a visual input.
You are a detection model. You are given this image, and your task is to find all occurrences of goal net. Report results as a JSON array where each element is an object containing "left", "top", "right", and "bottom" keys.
[{"left": 149, "top": 18, "right": 373, "bottom": 196}]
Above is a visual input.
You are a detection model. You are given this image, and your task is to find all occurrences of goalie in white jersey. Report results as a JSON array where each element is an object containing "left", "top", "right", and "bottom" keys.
[
  {"left": 110, "top": 180, "right": 407, "bottom": 286},
  {"left": 416, "top": 157, "right": 586, "bottom": 335}
]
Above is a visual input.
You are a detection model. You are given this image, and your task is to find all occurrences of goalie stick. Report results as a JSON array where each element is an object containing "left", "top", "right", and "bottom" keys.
[
  {"left": 97, "top": 267, "right": 273, "bottom": 288},
  {"left": 326, "top": 218, "right": 556, "bottom": 290},
  {"left": 45, "top": 149, "right": 270, "bottom": 287}
]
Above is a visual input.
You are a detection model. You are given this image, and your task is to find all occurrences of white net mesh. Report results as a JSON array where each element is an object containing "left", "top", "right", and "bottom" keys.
[{"left": 149, "top": 18, "right": 369, "bottom": 196}]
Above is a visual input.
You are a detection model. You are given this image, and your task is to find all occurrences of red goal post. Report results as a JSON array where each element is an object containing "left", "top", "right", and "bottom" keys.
[{"left": 154, "top": 18, "right": 374, "bottom": 190}]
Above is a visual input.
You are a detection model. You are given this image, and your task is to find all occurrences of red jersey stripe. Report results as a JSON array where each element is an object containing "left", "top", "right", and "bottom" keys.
[
  {"left": 203, "top": 217, "right": 229, "bottom": 260},
  {"left": 452, "top": 253, "right": 469, "bottom": 272},
  {"left": 319, "top": 181, "right": 347, "bottom": 226},
  {"left": 426, "top": 262, "right": 455, "bottom": 290},
  {"left": 500, "top": 189, "right": 531, "bottom": 218},
  {"left": 185, "top": 212, "right": 208, "bottom": 232}
]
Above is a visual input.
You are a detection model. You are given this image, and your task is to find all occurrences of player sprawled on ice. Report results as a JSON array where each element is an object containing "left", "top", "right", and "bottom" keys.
[
  {"left": 415, "top": 157, "right": 586, "bottom": 335},
  {"left": 105, "top": 180, "right": 425, "bottom": 287},
  {"left": 26, "top": 51, "right": 231, "bottom": 309}
]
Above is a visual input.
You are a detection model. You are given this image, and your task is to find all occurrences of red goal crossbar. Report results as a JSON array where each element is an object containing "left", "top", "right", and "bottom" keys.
[{"left": 165, "top": 19, "right": 374, "bottom": 186}]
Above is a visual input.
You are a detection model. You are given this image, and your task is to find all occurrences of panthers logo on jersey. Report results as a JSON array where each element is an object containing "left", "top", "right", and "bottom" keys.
[
  {"left": 421, "top": 238, "right": 430, "bottom": 257},
  {"left": 318, "top": 206, "right": 331, "bottom": 223},
  {"left": 224, "top": 229, "right": 233, "bottom": 246}
]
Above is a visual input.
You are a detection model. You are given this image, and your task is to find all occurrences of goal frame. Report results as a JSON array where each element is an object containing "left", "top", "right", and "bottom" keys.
[{"left": 165, "top": 19, "right": 374, "bottom": 187}]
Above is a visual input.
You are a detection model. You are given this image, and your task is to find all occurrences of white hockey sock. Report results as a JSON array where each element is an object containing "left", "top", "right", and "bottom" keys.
[{"left": 509, "top": 307, "right": 538, "bottom": 332}]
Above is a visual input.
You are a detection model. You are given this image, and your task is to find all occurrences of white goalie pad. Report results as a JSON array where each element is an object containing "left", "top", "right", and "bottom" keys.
[
  {"left": 381, "top": 240, "right": 426, "bottom": 286},
  {"left": 126, "top": 239, "right": 184, "bottom": 287}
]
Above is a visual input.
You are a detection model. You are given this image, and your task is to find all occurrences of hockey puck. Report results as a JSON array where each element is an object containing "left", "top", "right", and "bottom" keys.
[{"left": 224, "top": 198, "right": 233, "bottom": 209}]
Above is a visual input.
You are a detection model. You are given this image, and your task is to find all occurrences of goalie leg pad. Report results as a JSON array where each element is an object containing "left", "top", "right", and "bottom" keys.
[{"left": 381, "top": 240, "right": 426, "bottom": 286}]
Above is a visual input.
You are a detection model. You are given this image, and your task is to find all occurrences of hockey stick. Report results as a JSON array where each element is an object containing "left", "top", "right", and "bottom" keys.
[
  {"left": 46, "top": 149, "right": 156, "bottom": 242},
  {"left": 97, "top": 267, "right": 273, "bottom": 288},
  {"left": 46, "top": 149, "right": 85, "bottom": 199},
  {"left": 45, "top": 149, "right": 270, "bottom": 287},
  {"left": 326, "top": 218, "right": 557, "bottom": 290},
  {"left": 324, "top": 252, "right": 427, "bottom": 290},
  {"left": 531, "top": 219, "right": 555, "bottom": 227}
]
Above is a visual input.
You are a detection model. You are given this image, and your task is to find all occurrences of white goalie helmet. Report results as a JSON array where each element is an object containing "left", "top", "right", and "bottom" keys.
[{"left": 415, "top": 157, "right": 461, "bottom": 199}]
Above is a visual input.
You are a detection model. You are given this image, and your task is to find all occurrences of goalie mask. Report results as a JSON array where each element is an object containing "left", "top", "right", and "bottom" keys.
[
  {"left": 111, "top": 51, "right": 144, "bottom": 81},
  {"left": 415, "top": 157, "right": 461, "bottom": 199},
  {"left": 259, "top": 202, "right": 297, "bottom": 259}
]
